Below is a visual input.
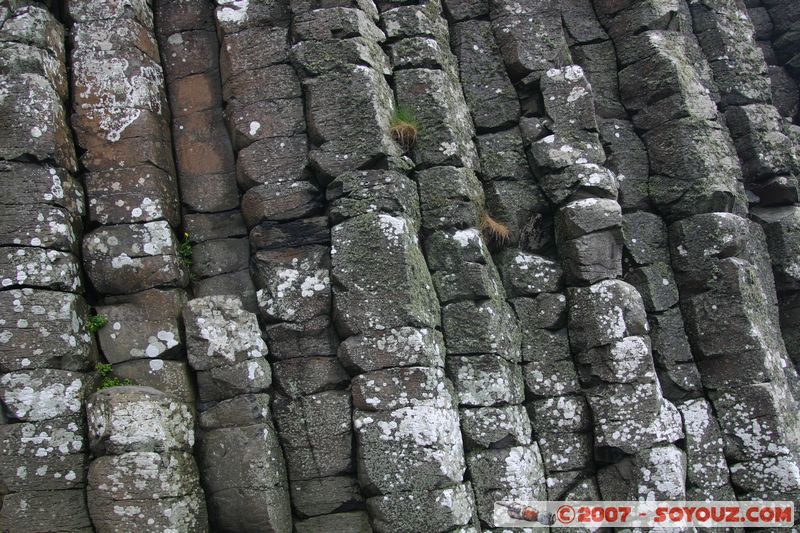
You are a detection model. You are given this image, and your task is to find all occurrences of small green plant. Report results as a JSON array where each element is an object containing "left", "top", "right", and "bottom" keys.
[
  {"left": 87, "top": 314, "right": 108, "bottom": 333},
  {"left": 177, "top": 232, "right": 193, "bottom": 267},
  {"left": 390, "top": 106, "right": 419, "bottom": 152},
  {"left": 96, "top": 362, "right": 133, "bottom": 390}
]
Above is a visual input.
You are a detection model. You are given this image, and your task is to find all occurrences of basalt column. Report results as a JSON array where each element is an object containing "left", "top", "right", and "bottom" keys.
[
  {"left": 445, "top": 1, "right": 602, "bottom": 510},
  {"left": 68, "top": 0, "right": 195, "bottom": 403},
  {"left": 380, "top": 1, "right": 547, "bottom": 529},
  {"left": 0, "top": 3, "right": 94, "bottom": 531},
  {"left": 594, "top": 0, "right": 800, "bottom": 507},
  {"left": 293, "top": 1, "right": 476, "bottom": 531},
  {"left": 155, "top": 0, "right": 254, "bottom": 309}
]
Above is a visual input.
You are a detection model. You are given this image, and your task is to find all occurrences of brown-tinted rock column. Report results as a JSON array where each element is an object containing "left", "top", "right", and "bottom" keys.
[{"left": 0, "top": 3, "right": 93, "bottom": 531}]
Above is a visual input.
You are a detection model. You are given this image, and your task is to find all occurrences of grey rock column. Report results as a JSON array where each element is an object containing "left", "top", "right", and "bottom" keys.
[
  {"left": 155, "top": 0, "right": 255, "bottom": 310},
  {"left": 85, "top": 386, "right": 208, "bottom": 532},
  {"left": 68, "top": 0, "right": 194, "bottom": 401},
  {"left": 688, "top": 0, "right": 800, "bottom": 377},
  {"left": 383, "top": 1, "right": 546, "bottom": 529},
  {"left": 183, "top": 295, "right": 291, "bottom": 532},
  {"left": 596, "top": 0, "right": 800, "bottom": 508},
  {"left": 0, "top": 4, "right": 93, "bottom": 531}
]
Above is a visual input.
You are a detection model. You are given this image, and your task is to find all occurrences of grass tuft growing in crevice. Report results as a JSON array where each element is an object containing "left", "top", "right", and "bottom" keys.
[
  {"left": 480, "top": 212, "right": 510, "bottom": 245},
  {"left": 87, "top": 314, "right": 108, "bottom": 333},
  {"left": 96, "top": 362, "right": 133, "bottom": 390},
  {"left": 390, "top": 106, "right": 419, "bottom": 152}
]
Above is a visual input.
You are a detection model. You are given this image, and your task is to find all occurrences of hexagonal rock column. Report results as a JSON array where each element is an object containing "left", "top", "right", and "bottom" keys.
[
  {"left": 0, "top": 4, "right": 94, "bottom": 531},
  {"left": 183, "top": 295, "right": 292, "bottom": 533},
  {"left": 155, "top": 0, "right": 255, "bottom": 310},
  {"left": 328, "top": 165, "right": 476, "bottom": 532},
  {"left": 85, "top": 386, "right": 208, "bottom": 532},
  {"left": 670, "top": 213, "right": 800, "bottom": 503},
  {"left": 68, "top": 0, "right": 193, "bottom": 401}
]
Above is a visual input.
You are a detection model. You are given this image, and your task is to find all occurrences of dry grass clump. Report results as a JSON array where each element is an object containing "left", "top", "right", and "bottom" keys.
[
  {"left": 390, "top": 106, "right": 418, "bottom": 152},
  {"left": 480, "top": 213, "right": 510, "bottom": 244}
]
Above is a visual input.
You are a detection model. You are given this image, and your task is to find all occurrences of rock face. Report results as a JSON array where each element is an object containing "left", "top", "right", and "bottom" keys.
[{"left": 2, "top": 0, "right": 800, "bottom": 530}]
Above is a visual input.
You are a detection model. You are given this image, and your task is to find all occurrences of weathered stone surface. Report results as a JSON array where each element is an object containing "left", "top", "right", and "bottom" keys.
[
  {"left": 87, "top": 450, "right": 201, "bottom": 501},
  {"left": 433, "top": 262, "right": 500, "bottom": 303},
  {"left": 367, "top": 484, "right": 475, "bottom": 533},
  {"left": 236, "top": 135, "right": 308, "bottom": 191},
  {"left": 1, "top": 369, "right": 84, "bottom": 422},
  {"left": 332, "top": 213, "right": 439, "bottom": 336},
  {"left": 274, "top": 390, "right": 354, "bottom": 480},
  {"left": 560, "top": 228, "right": 623, "bottom": 284},
  {"left": 294, "top": 37, "right": 390, "bottom": 76},
  {"left": 529, "top": 131, "right": 606, "bottom": 172},
  {"left": 678, "top": 398, "right": 734, "bottom": 494},
  {"left": 96, "top": 289, "right": 185, "bottom": 364},
  {"left": 305, "top": 67, "right": 399, "bottom": 180},
  {"left": 86, "top": 386, "right": 194, "bottom": 455},
  {"left": 198, "top": 423, "right": 291, "bottom": 533},
  {"left": 190, "top": 238, "right": 249, "bottom": 279},
  {"left": 577, "top": 336, "right": 655, "bottom": 384},
  {"left": 446, "top": 355, "right": 524, "bottom": 407},
  {"left": 83, "top": 222, "right": 186, "bottom": 295},
  {"left": 710, "top": 383, "right": 799, "bottom": 461},
  {"left": 265, "top": 316, "right": 338, "bottom": 360},
  {"left": 328, "top": 170, "right": 420, "bottom": 225},
  {"left": 0, "top": 416, "right": 86, "bottom": 492},
  {"left": 295, "top": 511, "right": 373, "bottom": 533},
  {"left": 623, "top": 262, "right": 679, "bottom": 312},
  {"left": 489, "top": 0, "right": 569, "bottom": 81},
  {"left": 0, "top": 162, "right": 84, "bottom": 218},
  {"left": 381, "top": 1, "right": 448, "bottom": 40},
  {"left": 424, "top": 228, "right": 492, "bottom": 272},
  {"left": 0, "top": 489, "right": 92, "bottom": 533},
  {"left": 649, "top": 307, "right": 694, "bottom": 366},
  {"left": 451, "top": 20, "right": 518, "bottom": 131},
  {"left": 338, "top": 327, "right": 445, "bottom": 372},
  {"left": 352, "top": 366, "right": 454, "bottom": 411},
  {"left": 416, "top": 166, "right": 483, "bottom": 231},
  {"left": 752, "top": 206, "right": 800, "bottom": 292},
  {"left": 460, "top": 405, "right": 532, "bottom": 450},
  {"left": 293, "top": 7, "right": 385, "bottom": 42},
  {"left": 541, "top": 65, "right": 598, "bottom": 133},
  {"left": 513, "top": 293, "right": 567, "bottom": 330},
  {"left": 195, "top": 358, "right": 272, "bottom": 403},
  {"left": 537, "top": 431, "right": 593, "bottom": 473},
  {"left": 539, "top": 165, "right": 619, "bottom": 210},
  {"left": 527, "top": 395, "right": 591, "bottom": 434},
  {"left": 645, "top": 119, "right": 743, "bottom": 221},
  {"left": 0, "top": 288, "right": 93, "bottom": 372},
  {"left": 354, "top": 404, "right": 465, "bottom": 494},
  {"left": 193, "top": 270, "right": 258, "bottom": 313},
  {"left": 85, "top": 166, "right": 180, "bottom": 226},
  {"left": 522, "top": 343, "right": 580, "bottom": 398},
  {"left": 598, "top": 445, "right": 687, "bottom": 500},
  {"left": 726, "top": 104, "right": 798, "bottom": 181},
  {"left": 0, "top": 203, "right": 80, "bottom": 253},
  {"left": 556, "top": 198, "right": 621, "bottom": 242},
  {"left": 475, "top": 128, "right": 529, "bottom": 181},
  {"left": 0, "top": 73, "right": 76, "bottom": 172},
  {"left": 290, "top": 476, "right": 364, "bottom": 518},
  {"left": 495, "top": 249, "right": 562, "bottom": 297},
  {"left": 442, "top": 298, "right": 519, "bottom": 361},
  {"left": 568, "top": 279, "right": 649, "bottom": 353},
  {"left": 467, "top": 444, "right": 546, "bottom": 526},
  {"left": 198, "top": 393, "right": 272, "bottom": 430},
  {"left": 484, "top": 180, "right": 550, "bottom": 244},
  {"left": 598, "top": 119, "right": 649, "bottom": 210},
  {"left": 112, "top": 359, "right": 195, "bottom": 404},
  {"left": 253, "top": 245, "right": 330, "bottom": 323},
  {"left": 242, "top": 180, "right": 322, "bottom": 228},
  {"left": 622, "top": 211, "right": 669, "bottom": 266},
  {"left": 183, "top": 295, "right": 268, "bottom": 371},
  {"left": 273, "top": 357, "right": 349, "bottom": 399},
  {"left": 250, "top": 217, "right": 329, "bottom": 251},
  {"left": 395, "top": 68, "right": 478, "bottom": 169}
]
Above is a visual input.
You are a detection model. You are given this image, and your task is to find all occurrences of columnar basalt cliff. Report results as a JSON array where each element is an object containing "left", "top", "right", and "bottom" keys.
[{"left": 0, "top": 0, "right": 799, "bottom": 531}]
